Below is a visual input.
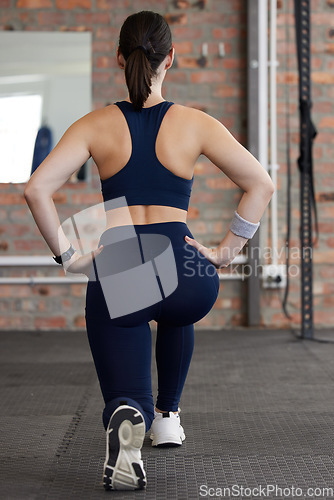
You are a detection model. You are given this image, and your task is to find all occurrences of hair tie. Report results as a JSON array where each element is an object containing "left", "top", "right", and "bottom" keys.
[{"left": 132, "top": 45, "right": 149, "bottom": 57}]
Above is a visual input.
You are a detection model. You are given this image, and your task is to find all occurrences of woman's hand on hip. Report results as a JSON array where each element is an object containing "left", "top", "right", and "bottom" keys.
[
  {"left": 184, "top": 235, "right": 232, "bottom": 269},
  {"left": 64, "top": 245, "right": 104, "bottom": 277}
]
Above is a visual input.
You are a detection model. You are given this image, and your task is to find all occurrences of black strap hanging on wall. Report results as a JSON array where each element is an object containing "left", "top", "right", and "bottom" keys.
[
  {"left": 282, "top": 0, "right": 292, "bottom": 321},
  {"left": 293, "top": 0, "right": 318, "bottom": 339}
]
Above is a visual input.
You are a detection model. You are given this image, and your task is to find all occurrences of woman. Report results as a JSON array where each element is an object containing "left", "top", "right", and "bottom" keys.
[{"left": 24, "top": 10, "right": 274, "bottom": 491}]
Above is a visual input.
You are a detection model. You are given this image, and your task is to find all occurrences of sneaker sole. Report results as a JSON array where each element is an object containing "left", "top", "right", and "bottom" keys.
[
  {"left": 103, "top": 405, "right": 146, "bottom": 491},
  {"left": 150, "top": 431, "right": 186, "bottom": 447},
  {"left": 152, "top": 440, "right": 182, "bottom": 447}
]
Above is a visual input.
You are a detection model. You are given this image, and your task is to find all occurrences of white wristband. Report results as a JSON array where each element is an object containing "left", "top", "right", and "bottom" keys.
[{"left": 229, "top": 211, "right": 260, "bottom": 239}]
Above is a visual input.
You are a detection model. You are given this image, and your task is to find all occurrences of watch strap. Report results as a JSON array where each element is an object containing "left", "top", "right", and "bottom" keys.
[{"left": 53, "top": 245, "right": 76, "bottom": 265}]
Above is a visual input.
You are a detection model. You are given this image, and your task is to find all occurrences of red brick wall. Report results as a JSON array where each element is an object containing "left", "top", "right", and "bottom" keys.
[
  {"left": 0, "top": 0, "right": 333, "bottom": 330},
  {"left": 272, "top": 0, "right": 334, "bottom": 328}
]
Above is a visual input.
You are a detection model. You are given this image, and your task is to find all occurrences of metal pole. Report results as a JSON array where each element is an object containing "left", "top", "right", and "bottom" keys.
[
  {"left": 247, "top": 0, "right": 262, "bottom": 326},
  {"left": 269, "top": 0, "right": 279, "bottom": 267}
]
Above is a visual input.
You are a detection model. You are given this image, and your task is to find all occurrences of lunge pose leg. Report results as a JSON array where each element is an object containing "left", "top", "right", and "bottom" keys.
[
  {"left": 150, "top": 322, "right": 194, "bottom": 447},
  {"left": 85, "top": 220, "right": 220, "bottom": 489}
]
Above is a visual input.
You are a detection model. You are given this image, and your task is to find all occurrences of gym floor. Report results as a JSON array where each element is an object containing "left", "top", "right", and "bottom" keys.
[{"left": 1, "top": 327, "right": 334, "bottom": 499}]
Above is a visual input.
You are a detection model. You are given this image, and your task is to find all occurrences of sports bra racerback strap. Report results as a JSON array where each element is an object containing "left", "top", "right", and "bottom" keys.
[
  {"left": 100, "top": 100, "right": 194, "bottom": 211},
  {"left": 114, "top": 100, "right": 174, "bottom": 160}
]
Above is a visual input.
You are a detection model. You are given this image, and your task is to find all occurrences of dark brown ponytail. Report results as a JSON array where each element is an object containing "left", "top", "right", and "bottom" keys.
[{"left": 119, "top": 11, "right": 172, "bottom": 111}]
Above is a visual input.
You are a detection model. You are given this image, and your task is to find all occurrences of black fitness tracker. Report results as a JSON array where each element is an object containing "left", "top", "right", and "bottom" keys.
[{"left": 53, "top": 244, "right": 76, "bottom": 265}]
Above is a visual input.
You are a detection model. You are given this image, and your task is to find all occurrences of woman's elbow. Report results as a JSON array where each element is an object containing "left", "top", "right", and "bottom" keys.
[
  {"left": 24, "top": 184, "right": 42, "bottom": 201},
  {"left": 246, "top": 179, "right": 275, "bottom": 197},
  {"left": 24, "top": 186, "right": 36, "bottom": 199},
  {"left": 265, "top": 180, "right": 275, "bottom": 195},
  {"left": 261, "top": 182, "right": 275, "bottom": 203},
  {"left": 258, "top": 172, "right": 275, "bottom": 195}
]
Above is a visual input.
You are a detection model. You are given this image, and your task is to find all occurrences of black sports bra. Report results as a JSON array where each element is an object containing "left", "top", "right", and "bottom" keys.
[{"left": 100, "top": 100, "right": 194, "bottom": 211}]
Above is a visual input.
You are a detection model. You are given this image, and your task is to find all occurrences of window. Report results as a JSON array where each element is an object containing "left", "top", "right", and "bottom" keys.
[{"left": 0, "top": 94, "right": 43, "bottom": 183}]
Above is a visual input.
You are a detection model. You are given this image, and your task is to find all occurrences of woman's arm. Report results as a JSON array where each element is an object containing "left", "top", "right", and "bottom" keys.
[
  {"left": 184, "top": 111, "right": 275, "bottom": 268},
  {"left": 24, "top": 114, "right": 103, "bottom": 273}
]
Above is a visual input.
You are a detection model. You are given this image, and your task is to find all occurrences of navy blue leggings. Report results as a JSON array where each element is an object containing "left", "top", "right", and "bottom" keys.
[{"left": 84, "top": 222, "right": 219, "bottom": 432}]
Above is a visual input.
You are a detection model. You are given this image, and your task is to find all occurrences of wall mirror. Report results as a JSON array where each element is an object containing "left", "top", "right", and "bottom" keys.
[{"left": 0, "top": 31, "right": 92, "bottom": 184}]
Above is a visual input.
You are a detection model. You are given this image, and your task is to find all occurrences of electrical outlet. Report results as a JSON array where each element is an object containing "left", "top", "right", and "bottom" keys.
[{"left": 262, "top": 264, "right": 287, "bottom": 289}]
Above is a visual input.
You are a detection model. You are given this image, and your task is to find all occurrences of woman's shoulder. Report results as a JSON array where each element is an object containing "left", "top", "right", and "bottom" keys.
[
  {"left": 170, "top": 102, "right": 205, "bottom": 116},
  {"left": 72, "top": 104, "right": 124, "bottom": 135},
  {"left": 82, "top": 103, "right": 121, "bottom": 123},
  {"left": 169, "top": 102, "right": 220, "bottom": 130}
]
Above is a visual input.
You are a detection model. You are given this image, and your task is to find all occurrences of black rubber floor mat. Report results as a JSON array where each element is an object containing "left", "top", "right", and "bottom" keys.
[{"left": 0, "top": 328, "right": 334, "bottom": 499}]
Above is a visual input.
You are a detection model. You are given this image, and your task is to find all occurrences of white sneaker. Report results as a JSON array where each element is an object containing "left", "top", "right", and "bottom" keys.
[
  {"left": 150, "top": 407, "right": 186, "bottom": 447},
  {"left": 103, "top": 405, "right": 146, "bottom": 490}
]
